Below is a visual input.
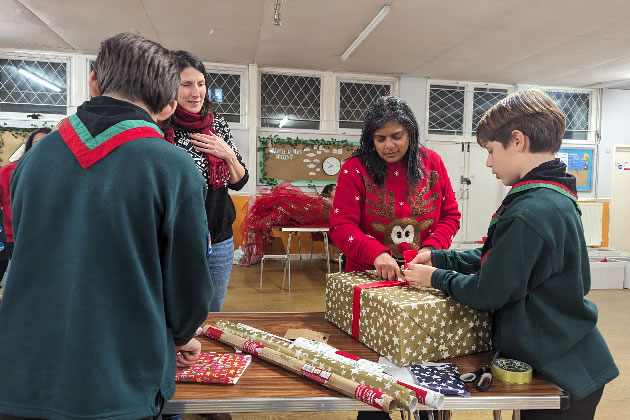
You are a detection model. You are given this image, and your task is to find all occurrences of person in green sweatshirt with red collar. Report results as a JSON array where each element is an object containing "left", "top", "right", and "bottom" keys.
[
  {"left": 0, "top": 32, "right": 214, "bottom": 419},
  {"left": 404, "top": 88, "right": 618, "bottom": 420}
]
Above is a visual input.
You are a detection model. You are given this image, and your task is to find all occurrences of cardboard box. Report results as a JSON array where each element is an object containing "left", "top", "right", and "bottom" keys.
[
  {"left": 608, "top": 258, "right": 630, "bottom": 289},
  {"left": 588, "top": 248, "right": 627, "bottom": 258},
  {"left": 589, "top": 261, "right": 625, "bottom": 289},
  {"left": 325, "top": 271, "right": 492, "bottom": 367}
]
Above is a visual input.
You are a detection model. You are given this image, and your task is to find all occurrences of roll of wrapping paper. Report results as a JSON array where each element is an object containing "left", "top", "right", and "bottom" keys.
[
  {"left": 201, "top": 325, "right": 397, "bottom": 413},
  {"left": 491, "top": 358, "right": 533, "bottom": 384},
  {"left": 213, "top": 320, "right": 443, "bottom": 410}
]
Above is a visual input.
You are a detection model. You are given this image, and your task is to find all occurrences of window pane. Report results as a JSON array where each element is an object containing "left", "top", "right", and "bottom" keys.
[
  {"left": 428, "top": 84, "right": 464, "bottom": 135},
  {"left": 472, "top": 87, "right": 508, "bottom": 135},
  {"left": 546, "top": 91, "right": 590, "bottom": 140},
  {"left": 260, "top": 73, "right": 321, "bottom": 130},
  {"left": 339, "top": 81, "right": 390, "bottom": 129},
  {"left": 0, "top": 58, "right": 67, "bottom": 114},
  {"left": 207, "top": 72, "right": 241, "bottom": 124}
]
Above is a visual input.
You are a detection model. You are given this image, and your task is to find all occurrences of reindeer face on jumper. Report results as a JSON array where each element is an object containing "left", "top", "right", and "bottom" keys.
[{"left": 366, "top": 172, "right": 439, "bottom": 258}]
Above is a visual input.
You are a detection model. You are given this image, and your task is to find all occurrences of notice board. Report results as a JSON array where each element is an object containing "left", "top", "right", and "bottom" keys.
[
  {"left": 557, "top": 147, "right": 594, "bottom": 191},
  {"left": 258, "top": 136, "right": 359, "bottom": 185}
]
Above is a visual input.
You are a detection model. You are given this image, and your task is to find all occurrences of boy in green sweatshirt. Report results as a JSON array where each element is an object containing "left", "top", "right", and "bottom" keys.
[
  {"left": 0, "top": 33, "right": 213, "bottom": 419},
  {"left": 404, "top": 89, "right": 618, "bottom": 420}
]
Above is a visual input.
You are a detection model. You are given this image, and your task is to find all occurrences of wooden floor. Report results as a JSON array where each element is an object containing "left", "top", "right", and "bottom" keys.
[{"left": 191, "top": 259, "right": 629, "bottom": 420}]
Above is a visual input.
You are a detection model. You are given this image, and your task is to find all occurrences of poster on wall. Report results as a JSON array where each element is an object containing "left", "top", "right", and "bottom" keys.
[
  {"left": 258, "top": 137, "right": 359, "bottom": 185},
  {"left": 556, "top": 148, "right": 594, "bottom": 191}
]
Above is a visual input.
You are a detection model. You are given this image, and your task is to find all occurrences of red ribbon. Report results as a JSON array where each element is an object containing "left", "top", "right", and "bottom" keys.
[
  {"left": 204, "top": 326, "right": 224, "bottom": 340},
  {"left": 352, "top": 280, "right": 409, "bottom": 339}
]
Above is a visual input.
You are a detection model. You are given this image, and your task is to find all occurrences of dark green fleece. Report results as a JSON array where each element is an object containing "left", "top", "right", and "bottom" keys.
[
  {"left": 0, "top": 97, "right": 214, "bottom": 419},
  {"left": 431, "top": 160, "right": 618, "bottom": 401}
]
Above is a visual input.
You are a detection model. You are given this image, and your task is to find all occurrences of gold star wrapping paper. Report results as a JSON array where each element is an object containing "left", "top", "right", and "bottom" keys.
[
  {"left": 325, "top": 271, "right": 492, "bottom": 367},
  {"left": 212, "top": 319, "right": 446, "bottom": 410}
]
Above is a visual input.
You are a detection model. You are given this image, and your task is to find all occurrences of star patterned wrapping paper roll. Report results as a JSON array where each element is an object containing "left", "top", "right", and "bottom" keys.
[
  {"left": 175, "top": 352, "right": 252, "bottom": 384},
  {"left": 212, "top": 320, "right": 440, "bottom": 410},
  {"left": 325, "top": 271, "right": 492, "bottom": 367}
]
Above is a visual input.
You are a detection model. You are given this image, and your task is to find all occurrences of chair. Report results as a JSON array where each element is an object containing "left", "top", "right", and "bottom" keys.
[
  {"left": 259, "top": 253, "right": 288, "bottom": 292},
  {"left": 259, "top": 236, "right": 288, "bottom": 292}
]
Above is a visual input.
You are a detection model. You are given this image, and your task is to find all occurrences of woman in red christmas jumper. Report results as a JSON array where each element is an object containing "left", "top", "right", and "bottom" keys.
[
  {"left": 330, "top": 96, "right": 461, "bottom": 282},
  {"left": 0, "top": 127, "right": 51, "bottom": 287}
]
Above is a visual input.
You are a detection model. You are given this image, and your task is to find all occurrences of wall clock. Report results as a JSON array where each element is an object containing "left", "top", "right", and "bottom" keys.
[{"left": 322, "top": 156, "right": 341, "bottom": 176}]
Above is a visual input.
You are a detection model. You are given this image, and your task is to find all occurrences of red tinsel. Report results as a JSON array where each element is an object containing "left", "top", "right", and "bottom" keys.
[{"left": 240, "top": 181, "right": 330, "bottom": 265}]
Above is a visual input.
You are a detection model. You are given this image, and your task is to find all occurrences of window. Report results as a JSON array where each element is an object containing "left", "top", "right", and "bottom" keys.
[
  {"left": 0, "top": 56, "right": 68, "bottom": 114},
  {"left": 338, "top": 80, "right": 391, "bottom": 129},
  {"left": 545, "top": 90, "right": 590, "bottom": 140},
  {"left": 472, "top": 87, "right": 508, "bottom": 135},
  {"left": 207, "top": 71, "right": 242, "bottom": 124},
  {"left": 260, "top": 72, "right": 321, "bottom": 130},
  {"left": 428, "top": 84, "right": 465, "bottom": 135},
  {"left": 427, "top": 82, "right": 512, "bottom": 138}
]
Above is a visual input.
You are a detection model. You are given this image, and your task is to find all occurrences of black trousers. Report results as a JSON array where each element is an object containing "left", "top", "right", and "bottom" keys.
[{"left": 521, "top": 386, "right": 604, "bottom": 420}]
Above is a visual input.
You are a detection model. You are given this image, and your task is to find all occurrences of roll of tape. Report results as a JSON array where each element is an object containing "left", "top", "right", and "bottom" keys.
[{"left": 491, "top": 358, "right": 533, "bottom": 384}]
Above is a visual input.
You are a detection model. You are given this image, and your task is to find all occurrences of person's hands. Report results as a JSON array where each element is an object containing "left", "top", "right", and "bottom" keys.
[
  {"left": 403, "top": 264, "right": 437, "bottom": 288},
  {"left": 189, "top": 133, "right": 236, "bottom": 162},
  {"left": 175, "top": 338, "right": 202, "bottom": 368},
  {"left": 410, "top": 251, "right": 432, "bottom": 266},
  {"left": 374, "top": 252, "right": 403, "bottom": 281}
]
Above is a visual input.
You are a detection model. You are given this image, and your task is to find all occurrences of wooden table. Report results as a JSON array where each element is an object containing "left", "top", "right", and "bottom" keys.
[
  {"left": 260, "top": 226, "right": 330, "bottom": 292},
  {"left": 165, "top": 313, "right": 566, "bottom": 419}
]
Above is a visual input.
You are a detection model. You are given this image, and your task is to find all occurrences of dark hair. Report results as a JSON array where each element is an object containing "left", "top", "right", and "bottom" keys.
[
  {"left": 351, "top": 96, "right": 426, "bottom": 187},
  {"left": 173, "top": 50, "right": 213, "bottom": 117},
  {"left": 94, "top": 32, "right": 179, "bottom": 114},
  {"left": 24, "top": 128, "right": 51, "bottom": 153},
  {"left": 476, "top": 88, "right": 566, "bottom": 154},
  {"left": 321, "top": 184, "right": 335, "bottom": 197},
  {"left": 161, "top": 51, "right": 214, "bottom": 131}
]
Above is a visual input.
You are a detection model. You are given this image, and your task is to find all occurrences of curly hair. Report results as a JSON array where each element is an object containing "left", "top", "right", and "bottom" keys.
[
  {"left": 25, "top": 127, "right": 52, "bottom": 153},
  {"left": 351, "top": 96, "right": 426, "bottom": 187}
]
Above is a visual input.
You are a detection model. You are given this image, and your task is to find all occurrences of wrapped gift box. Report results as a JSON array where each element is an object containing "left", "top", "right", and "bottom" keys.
[{"left": 326, "top": 271, "right": 492, "bottom": 367}]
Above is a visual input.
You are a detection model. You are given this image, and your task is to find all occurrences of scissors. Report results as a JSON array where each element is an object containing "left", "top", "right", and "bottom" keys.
[{"left": 460, "top": 351, "right": 499, "bottom": 392}]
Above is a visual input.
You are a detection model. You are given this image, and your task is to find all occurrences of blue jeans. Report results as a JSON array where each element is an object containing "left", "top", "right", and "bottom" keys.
[{"left": 207, "top": 237, "right": 234, "bottom": 312}]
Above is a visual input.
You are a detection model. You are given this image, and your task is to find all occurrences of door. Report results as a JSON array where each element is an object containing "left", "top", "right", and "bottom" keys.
[
  {"left": 425, "top": 140, "right": 466, "bottom": 243},
  {"left": 609, "top": 146, "right": 630, "bottom": 252},
  {"left": 465, "top": 143, "right": 506, "bottom": 242}
]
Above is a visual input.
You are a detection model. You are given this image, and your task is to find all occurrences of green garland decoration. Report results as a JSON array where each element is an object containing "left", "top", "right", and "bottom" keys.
[
  {"left": 258, "top": 135, "right": 359, "bottom": 186},
  {"left": 0, "top": 122, "right": 53, "bottom": 164}
]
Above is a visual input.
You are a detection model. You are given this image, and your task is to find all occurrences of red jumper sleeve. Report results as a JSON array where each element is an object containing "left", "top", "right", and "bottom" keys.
[{"left": 329, "top": 159, "right": 390, "bottom": 267}]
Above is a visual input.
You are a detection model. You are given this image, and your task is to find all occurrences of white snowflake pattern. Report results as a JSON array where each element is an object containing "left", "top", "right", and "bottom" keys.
[
  {"left": 344, "top": 169, "right": 349, "bottom": 174},
  {"left": 355, "top": 196, "right": 360, "bottom": 201},
  {"left": 348, "top": 236, "right": 354, "bottom": 242},
  {"left": 394, "top": 171, "right": 399, "bottom": 176},
  {"left": 334, "top": 208, "right": 339, "bottom": 213},
  {"left": 399, "top": 201, "right": 404, "bottom": 206}
]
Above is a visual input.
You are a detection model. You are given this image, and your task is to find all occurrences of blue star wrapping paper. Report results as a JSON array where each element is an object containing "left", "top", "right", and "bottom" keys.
[{"left": 408, "top": 362, "right": 469, "bottom": 397}]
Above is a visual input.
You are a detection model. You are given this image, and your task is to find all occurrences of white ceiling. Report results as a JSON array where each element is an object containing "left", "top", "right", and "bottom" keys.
[{"left": 2, "top": 0, "right": 630, "bottom": 88}]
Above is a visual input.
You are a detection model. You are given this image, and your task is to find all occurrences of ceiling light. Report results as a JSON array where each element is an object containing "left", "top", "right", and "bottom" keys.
[
  {"left": 341, "top": 5, "right": 391, "bottom": 61},
  {"left": 18, "top": 69, "right": 61, "bottom": 92},
  {"left": 279, "top": 115, "right": 289, "bottom": 128}
]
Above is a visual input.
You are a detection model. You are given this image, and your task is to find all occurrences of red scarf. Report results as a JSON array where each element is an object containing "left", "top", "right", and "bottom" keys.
[{"left": 162, "top": 106, "right": 230, "bottom": 190}]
